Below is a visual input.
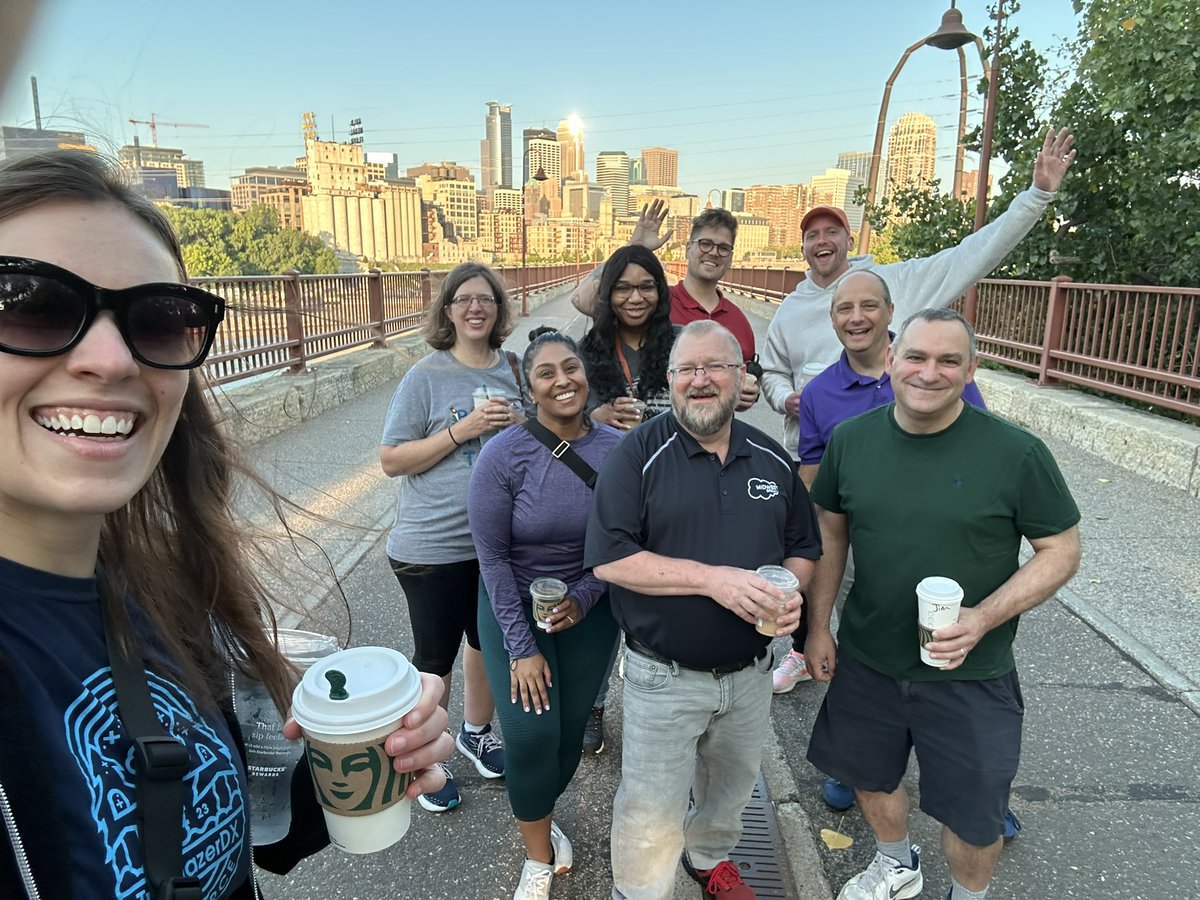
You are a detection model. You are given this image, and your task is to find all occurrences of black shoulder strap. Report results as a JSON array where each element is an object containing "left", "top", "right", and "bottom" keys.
[
  {"left": 522, "top": 419, "right": 598, "bottom": 489},
  {"left": 99, "top": 593, "right": 202, "bottom": 900}
]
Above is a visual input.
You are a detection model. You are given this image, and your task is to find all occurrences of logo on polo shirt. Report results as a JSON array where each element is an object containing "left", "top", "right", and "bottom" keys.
[{"left": 747, "top": 477, "right": 779, "bottom": 500}]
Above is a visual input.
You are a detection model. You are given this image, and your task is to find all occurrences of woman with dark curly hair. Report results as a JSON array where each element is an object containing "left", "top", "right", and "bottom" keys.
[{"left": 578, "top": 245, "right": 676, "bottom": 432}]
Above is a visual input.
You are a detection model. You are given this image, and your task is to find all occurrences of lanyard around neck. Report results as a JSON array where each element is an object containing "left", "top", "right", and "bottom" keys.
[{"left": 614, "top": 334, "right": 638, "bottom": 397}]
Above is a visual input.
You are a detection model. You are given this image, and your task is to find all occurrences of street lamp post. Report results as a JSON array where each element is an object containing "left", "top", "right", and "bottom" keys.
[
  {"left": 521, "top": 165, "right": 549, "bottom": 316},
  {"left": 858, "top": 2, "right": 986, "bottom": 255},
  {"left": 963, "top": 0, "right": 1005, "bottom": 325}
]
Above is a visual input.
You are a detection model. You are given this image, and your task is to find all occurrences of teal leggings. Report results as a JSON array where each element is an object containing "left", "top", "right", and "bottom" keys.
[{"left": 478, "top": 582, "right": 618, "bottom": 822}]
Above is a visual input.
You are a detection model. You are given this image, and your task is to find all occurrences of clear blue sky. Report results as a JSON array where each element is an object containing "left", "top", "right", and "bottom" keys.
[{"left": 1, "top": 0, "right": 1080, "bottom": 199}]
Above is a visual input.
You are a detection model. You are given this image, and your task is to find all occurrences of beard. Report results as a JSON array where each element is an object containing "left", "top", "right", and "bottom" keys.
[{"left": 673, "top": 382, "right": 739, "bottom": 437}]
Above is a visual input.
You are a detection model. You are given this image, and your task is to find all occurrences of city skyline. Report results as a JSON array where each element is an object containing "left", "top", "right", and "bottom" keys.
[{"left": 1, "top": 0, "right": 1081, "bottom": 199}]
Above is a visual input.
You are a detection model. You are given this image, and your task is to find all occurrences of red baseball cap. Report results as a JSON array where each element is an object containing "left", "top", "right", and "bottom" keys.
[{"left": 801, "top": 206, "right": 851, "bottom": 235}]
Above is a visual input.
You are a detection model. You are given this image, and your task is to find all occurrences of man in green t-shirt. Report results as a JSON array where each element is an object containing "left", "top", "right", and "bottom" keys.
[{"left": 805, "top": 308, "right": 1081, "bottom": 900}]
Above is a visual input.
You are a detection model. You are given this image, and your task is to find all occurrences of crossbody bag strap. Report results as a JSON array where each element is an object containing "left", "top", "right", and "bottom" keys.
[
  {"left": 522, "top": 419, "right": 598, "bottom": 489},
  {"left": 99, "top": 593, "right": 202, "bottom": 900}
]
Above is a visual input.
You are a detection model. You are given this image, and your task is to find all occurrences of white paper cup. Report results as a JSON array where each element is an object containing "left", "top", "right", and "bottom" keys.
[
  {"left": 290, "top": 647, "right": 422, "bottom": 853},
  {"left": 916, "top": 577, "right": 964, "bottom": 668},
  {"left": 755, "top": 565, "right": 800, "bottom": 636},
  {"left": 530, "top": 577, "right": 567, "bottom": 631}
]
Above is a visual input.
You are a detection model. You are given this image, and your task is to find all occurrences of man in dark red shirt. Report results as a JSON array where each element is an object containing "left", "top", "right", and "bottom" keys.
[{"left": 571, "top": 201, "right": 760, "bottom": 408}]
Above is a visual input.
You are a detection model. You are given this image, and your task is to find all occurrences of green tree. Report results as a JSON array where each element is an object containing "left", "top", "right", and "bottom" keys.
[
  {"left": 160, "top": 204, "right": 339, "bottom": 276},
  {"left": 1047, "top": 0, "right": 1200, "bottom": 284}
]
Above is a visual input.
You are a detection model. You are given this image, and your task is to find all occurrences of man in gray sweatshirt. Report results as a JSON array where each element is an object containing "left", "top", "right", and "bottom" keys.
[{"left": 760, "top": 127, "right": 1076, "bottom": 459}]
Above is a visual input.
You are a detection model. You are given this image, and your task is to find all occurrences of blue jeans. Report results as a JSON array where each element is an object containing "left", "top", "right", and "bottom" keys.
[{"left": 611, "top": 645, "right": 775, "bottom": 900}]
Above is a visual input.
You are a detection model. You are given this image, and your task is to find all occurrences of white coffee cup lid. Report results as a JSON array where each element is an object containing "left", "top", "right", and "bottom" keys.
[
  {"left": 291, "top": 646, "right": 421, "bottom": 736},
  {"left": 916, "top": 576, "right": 964, "bottom": 601}
]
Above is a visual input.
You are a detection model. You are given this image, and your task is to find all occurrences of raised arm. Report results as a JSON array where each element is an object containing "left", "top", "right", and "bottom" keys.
[{"left": 568, "top": 199, "right": 674, "bottom": 316}]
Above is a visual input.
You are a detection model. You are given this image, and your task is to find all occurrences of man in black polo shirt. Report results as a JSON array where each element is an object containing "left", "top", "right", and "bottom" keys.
[{"left": 586, "top": 320, "right": 821, "bottom": 900}]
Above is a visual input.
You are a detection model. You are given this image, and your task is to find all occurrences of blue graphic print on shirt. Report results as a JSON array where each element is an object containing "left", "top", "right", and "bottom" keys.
[{"left": 64, "top": 667, "right": 246, "bottom": 899}]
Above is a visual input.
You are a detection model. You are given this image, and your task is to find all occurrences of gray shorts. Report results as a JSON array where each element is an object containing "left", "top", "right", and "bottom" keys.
[{"left": 807, "top": 649, "right": 1024, "bottom": 846}]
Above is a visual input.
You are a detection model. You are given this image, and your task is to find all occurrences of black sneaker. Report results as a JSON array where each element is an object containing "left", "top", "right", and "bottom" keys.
[
  {"left": 455, "top": 722, "right": 504, "bottom": 778},
  {"left": 582, "top": 706, "right": 604, "bottom": 755}
]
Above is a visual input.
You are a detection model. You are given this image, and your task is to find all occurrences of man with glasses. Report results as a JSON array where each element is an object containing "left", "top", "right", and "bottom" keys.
[
  {"left": 571, "top": 204, "right": 761, "bottom": 408},
  {"left": 586, "top": 321, "right": 821, "bottom": 900}
]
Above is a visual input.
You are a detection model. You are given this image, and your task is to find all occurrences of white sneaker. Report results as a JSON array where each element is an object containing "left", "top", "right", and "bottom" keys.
[
  {"left": 772, "top": 651, "right": 812, "bottom": 693},
  {"left": 513, "top": 858, "right": 553, "bottom": 900},
  {"left": 549, "top": 820, "right": 573, "bottom": 874},
  {"left": 836, "top": 845, "right": 922, "bottom": 900}
]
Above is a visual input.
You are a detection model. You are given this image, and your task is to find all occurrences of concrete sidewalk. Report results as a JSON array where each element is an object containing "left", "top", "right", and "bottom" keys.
[{"left": 227, "top": 284, "right": 1199, "bottom": 899}]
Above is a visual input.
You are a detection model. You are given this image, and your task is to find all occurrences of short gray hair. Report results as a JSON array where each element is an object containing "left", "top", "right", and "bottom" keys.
[
  {"left": 892, "top": 307, "right": 977, "bottom": 361},
  {"left": 669, "top": 320, "right": 743, "bottom": 369}
]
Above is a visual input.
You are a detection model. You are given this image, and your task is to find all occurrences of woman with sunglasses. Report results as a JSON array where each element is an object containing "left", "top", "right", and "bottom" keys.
[
  {"left": 380, "top": 262, "right": 525, "bottom": 812},
  {"left": 468, "top": 327, "right": 620, "bottom": 900},
  {"left": 578, "top": 245, "right": 676, "bottom": 432},
  {"left": 0, "top": 150, "right": 452, "bottom": 899}
]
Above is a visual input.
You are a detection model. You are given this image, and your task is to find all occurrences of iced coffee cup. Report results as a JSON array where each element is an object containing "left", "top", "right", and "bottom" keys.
[
  {"left": 472, "top": 386, "right": 491, "bottom": 410},
  {"left": 916, "top": 576, "right": 965, "bottom": 668},
  {"left": 755, "top": 565, "right": 800, "bottom": 636},
  {"left": 290, "top": 646, "right": 423, "bottom": 854},
  {"left": 530, "top": 577, "right": 568, "bottom": 631}
]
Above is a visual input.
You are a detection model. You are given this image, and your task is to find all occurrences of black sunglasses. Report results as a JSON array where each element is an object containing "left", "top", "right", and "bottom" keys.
[{"left": 0, "top": 256, "right": 225, "bottom": 370}]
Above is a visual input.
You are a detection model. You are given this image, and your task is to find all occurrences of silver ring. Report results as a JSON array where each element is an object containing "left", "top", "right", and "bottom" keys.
[
  {"left": 567, "top": 616, "right": 574, "bottom": 624},
  {"left": 960, "top": 648, "right": 966, "bottom": 657}
]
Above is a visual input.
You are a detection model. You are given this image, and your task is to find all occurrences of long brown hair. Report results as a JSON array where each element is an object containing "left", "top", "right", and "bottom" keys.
[{"left": 0, "top": 150, "right": 297, "bottom": 714}]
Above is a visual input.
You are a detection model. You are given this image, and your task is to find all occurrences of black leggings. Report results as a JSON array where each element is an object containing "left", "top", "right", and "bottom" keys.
[
  {"left": 478, "top": 582, "right": 618, "bottom": 822},
  {"left": 389, "top": 557, "right": 481, "bottom": 676}
]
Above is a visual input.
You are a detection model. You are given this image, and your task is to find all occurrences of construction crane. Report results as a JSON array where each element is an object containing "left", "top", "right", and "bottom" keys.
[{"left": 127, "top": 113, "right": 209, "bottom": 148}]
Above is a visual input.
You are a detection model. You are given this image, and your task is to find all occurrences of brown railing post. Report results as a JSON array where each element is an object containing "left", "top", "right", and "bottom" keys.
[
  {"left": 419, "top": 268, "right": 432, "bottom": 312},
  {"left": 1037, "top": 276, "right": 1072, "bottom": 385},
  {"left": 283, "top": 269, "right": 307, "bottom": 374},
  {"left": 368, "top": 268, "right": 386, "bottom": 348}
]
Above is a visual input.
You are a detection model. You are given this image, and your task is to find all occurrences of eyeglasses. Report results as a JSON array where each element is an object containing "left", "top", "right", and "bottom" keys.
[
  {"left": 667, "top": 362, "right": 743, "bottom": 380},
  {"left": 690, "top": 238, "right": 734, "bottom": 257},
  {"left": 0, "top": 256, "right": 225, "bottom": 369},
  {"left": 448, "top": 295, "right": 498, "bottom": 308},
  {"left": 612, "top": 281, "right": 658, "bottom": 300}
]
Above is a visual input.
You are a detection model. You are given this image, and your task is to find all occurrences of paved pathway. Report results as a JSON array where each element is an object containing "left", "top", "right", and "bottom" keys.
[{"left": 239, "top": 286, "right": 1199, "bottom": 899}]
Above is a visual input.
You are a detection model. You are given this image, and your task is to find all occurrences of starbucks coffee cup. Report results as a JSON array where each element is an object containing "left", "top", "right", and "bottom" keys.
[
  {"left": 916, "top": 577, "right": 965, "bottom": 668},
  {"left": 755, "top": 565, "right": 800, "bottom": 636},
  {"left": 290, "top": 647, "right": 423, "bottom": 853},
  {"left": 530, "top": 577, "right": 568, "bottom": 631}
]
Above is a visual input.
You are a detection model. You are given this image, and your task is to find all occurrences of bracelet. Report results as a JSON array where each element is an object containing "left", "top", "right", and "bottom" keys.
[{"left": 447, "top": 423, "right": 461, "bottom": 446}]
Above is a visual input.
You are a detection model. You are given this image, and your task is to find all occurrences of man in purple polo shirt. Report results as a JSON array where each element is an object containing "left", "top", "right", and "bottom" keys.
[{"left": 795, "top": 270, "right": 985, "bottom": 488}]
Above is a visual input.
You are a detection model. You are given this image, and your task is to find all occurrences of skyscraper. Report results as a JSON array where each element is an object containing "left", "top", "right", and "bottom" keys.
[
  {"left": 721, "top": 188, "right": 746, "bottom": 213},
  {"left": 837, "top": 150, "right": 887, "bottom": 204},
  {"left": 886, "top": 112, "right": 937, "bottom": 193},
  {"left": 481, "top": 101, "right": 513, "bottom": 196},
  {"left": 596, "top": 151, "right": 631, "bottom": 217},
  {"left": 744, "top": 183, "right": 807, "bottom": 247},
  {"left": 557, "top": 117, "right": 585, "bottom": 182},
  {"left": 810, "top": 168, "right": 864, "bottom": 232},
  {"left": 522, "top": 127, "right": 556, "bottom": 184},
  {"left": 641, "top": 147, "right": 679, "bottom": 187}
]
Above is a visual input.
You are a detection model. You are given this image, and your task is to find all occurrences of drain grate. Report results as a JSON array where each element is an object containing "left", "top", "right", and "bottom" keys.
[{"left": 722, "top": 774, "right": 792, "bottom": 898}]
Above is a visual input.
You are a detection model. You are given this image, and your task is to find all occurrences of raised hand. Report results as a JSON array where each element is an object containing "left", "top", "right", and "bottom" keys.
[
  {"left": 630, "top": 199, "right": 673, "bottom": 251},
  {"left": 1032, "top": 127, "right": 1076, "bottom": 193}
]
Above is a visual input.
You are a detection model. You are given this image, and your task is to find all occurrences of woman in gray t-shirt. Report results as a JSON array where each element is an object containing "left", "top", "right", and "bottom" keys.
[{"left": 380, "top": 262, "right": 525, "bottom": 813}]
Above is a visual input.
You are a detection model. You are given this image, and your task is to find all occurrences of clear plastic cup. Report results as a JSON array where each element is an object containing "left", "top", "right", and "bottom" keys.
[
  {"left": 530, "top": 577, "right": 568, "bottom": 631},
  {"left": 755, "top": 565, "right": 800, "bottom": 636}
]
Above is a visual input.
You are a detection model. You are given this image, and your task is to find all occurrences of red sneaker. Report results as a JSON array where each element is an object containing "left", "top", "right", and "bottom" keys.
[{"left": 683, "top": 855, "right": 756, "bottom": 898}]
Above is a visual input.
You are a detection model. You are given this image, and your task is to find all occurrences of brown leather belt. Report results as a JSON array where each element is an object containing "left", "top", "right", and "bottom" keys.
[{"left": 625, "top": 635, "right": 767, "bottom": 678}]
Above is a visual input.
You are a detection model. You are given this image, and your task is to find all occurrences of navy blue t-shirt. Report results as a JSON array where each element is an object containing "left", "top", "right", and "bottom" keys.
[{"left": 0, "top": 555, "right": 250, "bottom": 898}]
